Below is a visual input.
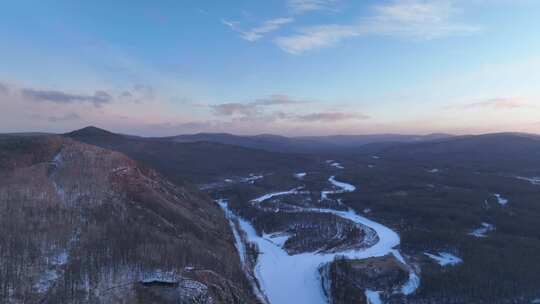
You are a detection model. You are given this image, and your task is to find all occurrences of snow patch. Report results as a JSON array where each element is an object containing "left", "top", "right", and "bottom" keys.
[
  {"left": 365, "top": 289, "right": 382, "bottom": 304},
  {"left": 35, "top": 250, "right": 69, "bottom": 293},
  {"left": 469, "top": 222, "right": 495, "bottom": 238},
  {"left": 330, "top": 162, "right": 344, "bottom": 169},
  {"left": 242, "top": 174, "right": 264, "bottom": 184},
  {"left": 427, "top": 168, "right": 439, "bottom": 173},
  {"left": 516, "top": 176, "right": 540, "bottom": 185},
  {"left": 401, "top": 272, "right": 420, "bottom": 295},
  {"left": 294, "top": 172, "right": 307, "bottom": 179},
  {"left": 251, "top": 187, "right": 304, "bottom": 204},
  {"left": 326, "top": 160, "right": 344, "bottom": 169},
  {"left": 141, "top": 270, "right": 179, "bottom": 283},
  {"left": 494, "top": 193, "right": 508, "bottom": 206},
  {"left": 424, "top": 252, "right": 462, "bottom": 266},
  {"left": 328, "top": 176, "right": 356, "bottom": 192}
]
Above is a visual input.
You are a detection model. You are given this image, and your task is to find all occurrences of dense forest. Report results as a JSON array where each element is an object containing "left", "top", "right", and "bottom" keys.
[{"left": 0, "top": 135, "right": 259, "bottom": 304}]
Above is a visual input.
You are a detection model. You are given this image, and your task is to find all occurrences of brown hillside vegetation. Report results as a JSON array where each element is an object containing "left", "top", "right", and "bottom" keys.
[{"left": 0, "top": 135, "right": 258, "bottom": 303}]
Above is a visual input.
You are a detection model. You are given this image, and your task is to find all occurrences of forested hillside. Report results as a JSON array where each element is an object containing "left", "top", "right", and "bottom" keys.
[
  {"left": 0, "top": 135, "right": 259, "bottom": 303},
  {"left": 67, "top": 127, "right": 318, "bottom": 184}
]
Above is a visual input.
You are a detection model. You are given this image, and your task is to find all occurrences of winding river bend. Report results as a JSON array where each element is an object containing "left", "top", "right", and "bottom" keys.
[{"left": 218, "top": 175, "right": 419, "bottom": 304}]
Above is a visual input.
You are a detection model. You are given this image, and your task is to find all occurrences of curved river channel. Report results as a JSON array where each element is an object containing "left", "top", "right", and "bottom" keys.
[{"left": 217, "top": 175, "right": 419, "bottom": 304}]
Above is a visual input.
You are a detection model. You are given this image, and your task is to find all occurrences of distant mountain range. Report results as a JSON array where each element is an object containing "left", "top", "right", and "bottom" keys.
[
  {"left": 167, "top": 132, "right": 452, "bottom": 153},
  {"left": 3, "top": 126, "right": 540, "bottom": 303},
  {"left": 65, "top": 126, "right": 319, "bottom": 184},
  {"left": 5, "top": 126, "right": 540, "bottom": 180},
  {"left": 375, "top": 132, "right": 540, "bottom": 173}
]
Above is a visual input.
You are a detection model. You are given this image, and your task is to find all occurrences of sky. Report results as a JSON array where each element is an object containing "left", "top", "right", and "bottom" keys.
[{"left": 1, "top": 0, "right": 540, "bottom": 136}]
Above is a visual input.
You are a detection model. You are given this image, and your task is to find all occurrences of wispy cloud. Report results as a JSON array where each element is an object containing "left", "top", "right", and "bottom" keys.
[
  {"left": 211, "top": 102, "right": 260, "bottom": 116},
  {"left": 211, "top": 94, "right": 369, "bottom": 124},
  {"left": 211, "top": 94, "right": 306, "bottom": 117},
  {"left": 288, "top": 0, "right": 340, "bottom": 13},
  {"left": 118, "top": 83, "right": 155, "bottom": 103},
  {"left": 253, "top": 94, "right": 306, "bottom": 106},
  {"left": 457, "top": 97, "right": 536, "bottom": 110},
  {"left": 275, "top": 24, "right": 359, "bottom": 54},
  {"left": 275, "top": 0, "right": 481, "bottom": 54},
  {"left": 223, "top": 17, "right": 294, "bottom": 42},
  {"left": 223, "top": 1, "right": 341, "bottom": 42},
  {"left": 21, "top": 88, "right": 112, "bottom": 107},
  {"left": 295, "top": 111, "right": 369, "bottom": 122},
  {"left": 366, "top": 0, "right": 480, "bottom": 39},
  {"left": 210, "top": 94, "right": 308, "bottom": 116},
  {"left": 48, "top": 113, "right": 81, "bottom": 122}
]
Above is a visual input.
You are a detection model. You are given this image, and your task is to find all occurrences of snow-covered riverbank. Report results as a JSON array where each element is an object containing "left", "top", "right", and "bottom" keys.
[{"left": 218, "top": 175, "right": 419, "bottom": 304}]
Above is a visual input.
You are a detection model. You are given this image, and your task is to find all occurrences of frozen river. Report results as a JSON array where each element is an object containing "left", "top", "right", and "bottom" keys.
[{"left": 218, "top": 175, "right": 419, "bottom": 304}]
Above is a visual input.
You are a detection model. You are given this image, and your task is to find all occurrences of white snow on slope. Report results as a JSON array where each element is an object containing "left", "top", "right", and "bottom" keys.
[
  {"left": 365, "top": 289, "right": 383, "bottom": 304},
  {"left": 35, "top": 250, "right": 69, "bottom": 293},
  {"left": 225, "top": 174, "right": 264, "bottom": 184},
  {"left": 325, "top": 160, "right": 344, "bottom": 169},
  {"left": 424, "top": 252, "right": 462, "bottom": 266},
  {"left": 494, "top": 193, "right": 508, "bottom": 205},
  {"left": 330, "top": 162, "right": 344, "bottom": 169},
  {"left": 427, "top": 169, "right": 440, "bottom": 173},
  {"left": 251, "top": 187, "right": 304, "bottom": 203},
  {"left": 320, "top": 190, "right": 332, "bottom": 201},
  {"left": 469, "top": 222, "right": 495, "bottom": 238},
  {"left": 141, "top": 270, "right": 179, "bottom": 283},
  {"left": 516, "top": 176, "right": 540, "bottom": 185},
  {"left": 242, "top": 174, "right": 264, "bottom": 183},
  {"left": 294, "top": 172, "right": 307, "bottom": 179},
  {"left": 50, "top": 151, "right": 66, "bottom": 201},
  {"left": 220, "top": 176, "right": 419, "bottom": 304}
]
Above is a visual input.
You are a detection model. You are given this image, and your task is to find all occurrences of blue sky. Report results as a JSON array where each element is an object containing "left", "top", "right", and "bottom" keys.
[{"left": 1, "top": 0, "right": 540, "bottom": 136}]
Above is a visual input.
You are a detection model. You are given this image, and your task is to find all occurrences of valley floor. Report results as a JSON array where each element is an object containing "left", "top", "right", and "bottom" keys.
[{"left": 216, "top": 174, "right": 419, "bottom": 304}]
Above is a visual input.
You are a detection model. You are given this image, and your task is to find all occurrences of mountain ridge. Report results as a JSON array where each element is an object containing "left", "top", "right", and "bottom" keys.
[
  {"left": 0, "top": 134, "right": 258, "bottom": 303},
  {"left": 64, "top": 126, "right": 319, "bottom": 184}
]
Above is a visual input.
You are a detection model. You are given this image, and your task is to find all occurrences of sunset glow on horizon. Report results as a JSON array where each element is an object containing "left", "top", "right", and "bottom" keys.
[{"left": 1, "top": 0, "right": 540, "bottom": 136}]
